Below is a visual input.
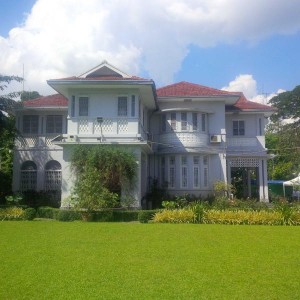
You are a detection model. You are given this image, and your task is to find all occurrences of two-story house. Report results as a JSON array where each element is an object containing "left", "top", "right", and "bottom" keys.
[{"left": 12, "top": 61, "right": 273, "bottom": 207}]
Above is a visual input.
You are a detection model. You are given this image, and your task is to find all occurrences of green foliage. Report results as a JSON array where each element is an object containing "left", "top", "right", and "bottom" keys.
[
  {"left": 92, "top": 210, "right": 114, "bottom": 222},
  {"left": 145, "top": 178, "right": 167, "bottom": 208},
  {"left": 269, "top": 85, "right": 300, "bottom": 122},
  {"left": 56, "top": 210, "right": 81, "bottom": 222},
  {"left": 213, "top": 180, "right": 236, "bottom": 198},
  {"left": 266, "top": 86, "right": 300, "bottom": 180},
  {"left": 20, "top": 91, "right": 41, "bottom": 101},
  {"left": 153, "top": 209, "right": 195, "bottom": 223},
  {"left": 0, "top": 207, "right": 24, "bottom": 220},
  {"left": 36, "top": 206, "right": 60, "bottom": 219},
  {"left": 203, "top": 209, "right": 283, "bottom": 225},
  {"left": 22, "top": 208, "right": 36, "bottom": 220},
  {"left": 112, "top": 210, "right": 139, "bottom": 222},
  {"left": 5, "top": 193, "right": 23, "bottom": 205},
  {"left": 71, "top": 145, "right": 137, "bottom": 210},
  {"left": 138, "top": 210, "right": 158, "bottom": 223}
]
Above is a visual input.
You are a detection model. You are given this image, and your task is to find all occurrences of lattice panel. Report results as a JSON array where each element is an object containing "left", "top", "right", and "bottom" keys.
[
  {"left": 45, "top": 170, "right": 62, "bottom": 191},
  {"left": 25, "top": 136, "right": 39, "bottom": 147},
  {"left": 79, "top": 119, "right": 89, "bottom": 133},
  {"left": 45, "top": 136, "right": 54, "bottom": 146},
  {"left": 118, "top": 119, "right": 128, "bottom": 133},
  {"left": 229, "top": 158, "right": 260, "bottom": 167},
  {"left": 20, "top": 171, "right": 37, "bottom": 191},
  {"left": 94, "top": 119, "right": 113, "bottom": 133}
]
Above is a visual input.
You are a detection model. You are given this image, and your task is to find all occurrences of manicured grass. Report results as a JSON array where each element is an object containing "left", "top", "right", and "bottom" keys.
[{"left": 1, "top": 222, "right": 300, "bottom": 299}]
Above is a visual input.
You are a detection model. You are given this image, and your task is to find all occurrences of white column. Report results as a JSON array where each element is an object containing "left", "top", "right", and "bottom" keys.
[{"left": 262, "top": 159, "right": 269, "bottom": 202}]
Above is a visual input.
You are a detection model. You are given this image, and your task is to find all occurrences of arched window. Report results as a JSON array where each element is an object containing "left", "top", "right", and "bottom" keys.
[
  {"left": 44, "top": 160, "right": 62, "bottom": 191},
  {"left": 20, "top": 161, "right": 37, "bottom": 191}
]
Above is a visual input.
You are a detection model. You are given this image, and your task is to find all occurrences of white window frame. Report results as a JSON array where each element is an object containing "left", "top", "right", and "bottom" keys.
[
  {"left": 201, "top": 113, "right": 206, "bottom": 132},
  {"left": 46, "top": 115, "right": 63, "bottom": 134},
  {"left": 118, "top": 96, "right": 128, "bottom": 117},
  {"left": 233, "top": 120, "right": 245, "bottom": 136},
  {"left": 169, "top": 156, "right": 176, "bottom": 188},
  {"left": 203, "top": 155, "right": 209, "bottom": 188},
  {"left": 193, "top": 156, "right": 200, "bottom": 188},
  {"left": 181, "top": 112, "right": 188, "bottom": 131},
  {"left": 192, "top": 113, "right": 198, "bottom": 131},
  {"left": 181, "top": 156, "right": 188, "bottom": 188},
  {"left": 170, "top": 113, "right": 177, "bottom": 131},
  {"left": 79, "top": 96, "right": 89, "bottom": 117},
  {"left": 23, "top": 115, "right": 39, "bottom": 134}
]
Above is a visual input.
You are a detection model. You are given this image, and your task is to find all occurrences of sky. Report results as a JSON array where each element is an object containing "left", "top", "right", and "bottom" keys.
[{"left": 1, "top": 0, "right": 300, "bottom": 104}]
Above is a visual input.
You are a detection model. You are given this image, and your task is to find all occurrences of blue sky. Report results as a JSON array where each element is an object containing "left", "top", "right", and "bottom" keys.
[{"left": 1, "top": 0, "right": 300, "bottom": 102}]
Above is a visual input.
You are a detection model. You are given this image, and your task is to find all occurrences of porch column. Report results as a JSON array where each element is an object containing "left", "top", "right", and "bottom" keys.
[{"left": 258, "top": 159, "right": 269, "bottom": 202}]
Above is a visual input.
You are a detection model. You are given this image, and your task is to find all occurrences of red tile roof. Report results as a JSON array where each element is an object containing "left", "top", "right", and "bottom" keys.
[
  {"left": 157, "top": 81, "right": 273, "bottom": 111},
  {"left": 229, "top": 93, "right": 273, "bottom": 111},
  {"left": 157, "top": 81, "right": 235, "bottom": 97},
  {"left": 23, "top": 94, "right": 68, "bottom": 107}
]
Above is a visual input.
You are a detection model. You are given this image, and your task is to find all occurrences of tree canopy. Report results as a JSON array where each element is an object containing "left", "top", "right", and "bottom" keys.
[
  {"left": 269, "top": 85, "right": 300, "bottom": 126},
  {"left": 266, "top": 85, "right": 300, "bottom": 180},
  {"left": 0, "top": 75, "right": 23, "bottom": 201},
  {"left": 20, "top": 91, "right": 41, "bottom": 101}
]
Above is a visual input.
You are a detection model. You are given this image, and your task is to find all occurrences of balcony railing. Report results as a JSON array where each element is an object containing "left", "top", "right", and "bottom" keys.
[
  {"left": 16, "top": 135, "right": 59, "bottom": 149},
  {"left": 159, "top": 132, "right": 209, "bottom": 148},
  {"left": 226, "top": 136, "right": 265, "bottom": 149},
  {"left": 68, "top": 117, "right": 148, "bottom": 140}
]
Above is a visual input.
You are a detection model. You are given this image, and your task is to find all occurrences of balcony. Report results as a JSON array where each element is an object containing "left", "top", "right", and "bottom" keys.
[
  {"left": 16, "top": 135, "right": 60, "bottom": 149},
  {"left": 226, "top": 136, "right": 265, "bottom": 151},
  {"left": 67, "top": 117, "right": 148, "bottom": 141},
  {"left": 159, "top": 132, "right": 209, "bottom": 150}
]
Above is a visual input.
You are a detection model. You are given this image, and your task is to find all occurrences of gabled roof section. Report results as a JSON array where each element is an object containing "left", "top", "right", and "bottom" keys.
[
  {"left": 157, "top": 81, "right": 237, "bottom": 97},
  {"left": 22, "top": 94, "right": 68, "bottom": 108},
  {"left": 228, "top": 93, "right": 274, "bottom": 112},
  {"left": 79, "top": 60, "right": 131, "bottom": 79}
]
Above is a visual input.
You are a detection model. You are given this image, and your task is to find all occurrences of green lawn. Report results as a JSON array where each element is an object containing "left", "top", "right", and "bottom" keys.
[{"left": 1, "top": 222, "right": 300, "bottom": 299}]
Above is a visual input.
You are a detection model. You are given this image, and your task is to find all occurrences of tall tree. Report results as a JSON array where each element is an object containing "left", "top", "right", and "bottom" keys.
[
  {"left": 266, "top": 85, "right": 300, "bottom": 180},
  {"left": 0, "top": 75, "right": 23, "bottom": 202},
  {"left": 20, "top": 91, "right": 41, "bottom": 101}
]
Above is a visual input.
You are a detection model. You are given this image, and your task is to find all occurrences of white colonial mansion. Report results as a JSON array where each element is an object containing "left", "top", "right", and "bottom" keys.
[{"left": 12, "top": 61, "right": 273, "bottom": 208}]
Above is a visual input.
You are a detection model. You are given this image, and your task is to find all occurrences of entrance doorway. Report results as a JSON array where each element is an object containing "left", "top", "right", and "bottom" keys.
[{"left": 231, "top": 167, "right": 259, "bottom": 199}]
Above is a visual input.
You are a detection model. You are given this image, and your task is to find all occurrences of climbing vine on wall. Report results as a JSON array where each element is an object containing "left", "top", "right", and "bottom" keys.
[{"left": 70, "top": 145, "right": 137, "bottom": 210}]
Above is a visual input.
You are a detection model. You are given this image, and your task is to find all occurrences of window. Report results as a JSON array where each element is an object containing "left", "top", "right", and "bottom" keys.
[
  {"left": 71, "top": 96, "right": 75, "bottom": 117},
  {"left": 181, "top": 156, "right": 188, "bottom": 188},
  {"left": 192, "top": 113, "right": 198, "bottom": 131},
  {"left": 171, "top": 113, "right": 176, "bottom": 130},
  {"left": 23, "top": 115, "right": 38, "bottom": 134},
  {"left": 181, "top": 112, "right": 187, "bottom": 131},
  {"left": 161, "top": 156, "right": 166, "bottom": 186},
  {"left": 46, "top": 115, "right": 63, "bottom": 134},
  {"left": 169, "top": 156, "right": 175, "bottom": 188},
  {"left": 131, "top": 95, "right": 135, "bottom": 117},
  {"left": 79, "top": 97, "right": 89, "bottom": 116},
  {"left": 259, "top": 118, "right": 262, "bottom": 136},
  {"left": 201, "top": 114, "right": 206, "bottom": 132},
  {"left": 193, "top": 156, "right": 200, "bottom": 188},
  {"left": 203, "top": 156, "right": 209, "bottom": 187},
  {"left": 161, "top": 114, "right": 166, "bottom": 132},
  {"left": 118, "top": 96, "right": 128, "bottom": 116},
  {"left": 20, "top": 161, "right": 37, "bottom": 191},
  {"left": 44, "top": 160, "right": 62, "bottom": 191},
  {"left": 233, "top": 120, "right": 245, "bottom": 136}
]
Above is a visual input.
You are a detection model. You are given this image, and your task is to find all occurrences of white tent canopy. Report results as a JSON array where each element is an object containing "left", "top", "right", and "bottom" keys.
[{"left": 283, "top": 173, "right": 300, "bottom": 199}]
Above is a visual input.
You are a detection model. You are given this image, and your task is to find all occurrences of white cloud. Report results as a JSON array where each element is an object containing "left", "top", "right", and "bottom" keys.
[
  {"left": 1, "top": 0, "right": 300, "bottom": 95},
  {"left": 222, "top": 74, "right": 257, "bottom": 99},
  {"left": 222, "top": 74, "right": 286, "bottom": 104}
]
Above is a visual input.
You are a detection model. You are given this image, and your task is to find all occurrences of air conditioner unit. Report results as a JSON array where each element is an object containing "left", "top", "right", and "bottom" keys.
[
  {"left": 210, "top": 134, "right": 222, "bottom": 143},
  {"left": 66, "top": 135, "right": 78, "bottom": 142}
]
